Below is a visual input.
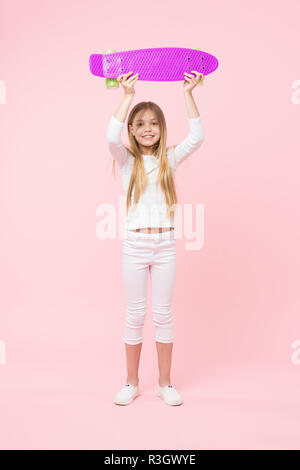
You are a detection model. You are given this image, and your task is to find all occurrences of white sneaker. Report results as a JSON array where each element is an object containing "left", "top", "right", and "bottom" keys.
[
  {"left": 114, "top": 383, "right": 139, "bottom": 405},
  {"left": 157, "top": 384, "right": 183, "bottom": 406}
]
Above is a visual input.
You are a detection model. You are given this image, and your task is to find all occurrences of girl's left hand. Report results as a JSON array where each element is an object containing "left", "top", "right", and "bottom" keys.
[{"left": 183, "top": 70, "right": 205, "bottom": 92}]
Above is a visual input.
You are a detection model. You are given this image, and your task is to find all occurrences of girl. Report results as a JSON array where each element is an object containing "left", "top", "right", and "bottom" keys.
[{"left": 106, "top": 69, "right": 205, "bottom": 406}]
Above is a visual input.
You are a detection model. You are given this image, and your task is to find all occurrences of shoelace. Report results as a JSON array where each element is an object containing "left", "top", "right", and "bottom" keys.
[{"left": 163, "top": 385, "right": 180, "bottom": 394}]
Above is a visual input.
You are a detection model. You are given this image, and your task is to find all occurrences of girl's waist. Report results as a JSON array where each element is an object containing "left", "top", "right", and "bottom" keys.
[{"left": 129, "top": 227, "right": 174, "bottom": 234}]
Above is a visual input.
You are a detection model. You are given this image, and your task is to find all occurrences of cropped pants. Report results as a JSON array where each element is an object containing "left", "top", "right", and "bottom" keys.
[{"left": 122, "top": 229, "right": 177, "bottom": 345}]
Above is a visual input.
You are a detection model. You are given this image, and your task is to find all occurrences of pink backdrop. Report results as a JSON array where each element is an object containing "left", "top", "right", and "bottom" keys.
[{"left": 1, "top": 0, "right": 300, "bottom": 450}]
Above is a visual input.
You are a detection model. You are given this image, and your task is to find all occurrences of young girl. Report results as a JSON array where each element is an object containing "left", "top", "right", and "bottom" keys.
[{"left": 106, "top": 69, "right": 205, "bottom": 406}]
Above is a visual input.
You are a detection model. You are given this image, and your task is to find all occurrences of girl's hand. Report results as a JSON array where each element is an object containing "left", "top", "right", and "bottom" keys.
[
  {"left": 183, "top": 70, "right": 205, "bottom": 92},
  {"left": 117, "top": 71, "right": 139, "bottom": 95}
]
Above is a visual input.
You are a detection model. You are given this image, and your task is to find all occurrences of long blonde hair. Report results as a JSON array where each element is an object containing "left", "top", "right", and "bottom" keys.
[{"left": 112, "top": 101, "right": 178, "bottom": 219}]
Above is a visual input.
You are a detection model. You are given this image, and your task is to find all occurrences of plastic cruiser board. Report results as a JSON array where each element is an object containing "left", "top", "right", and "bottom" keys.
[{"left": 89, "top": 47, "right": 218, "bottom": 88}]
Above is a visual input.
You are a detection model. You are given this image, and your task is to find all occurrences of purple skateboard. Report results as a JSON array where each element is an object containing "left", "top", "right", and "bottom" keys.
[{"left": 89, "top": 47, "right": 218, "bottom": 87}]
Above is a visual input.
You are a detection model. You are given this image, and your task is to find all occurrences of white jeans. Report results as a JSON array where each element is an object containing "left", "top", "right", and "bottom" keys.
[{"left": 122, "top": 229, "right": 177, "bottom": 345}]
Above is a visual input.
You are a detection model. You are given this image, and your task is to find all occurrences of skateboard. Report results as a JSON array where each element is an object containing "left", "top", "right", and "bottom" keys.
[{"left": 89, "top": 47, "right": 218, "bottom": 88}]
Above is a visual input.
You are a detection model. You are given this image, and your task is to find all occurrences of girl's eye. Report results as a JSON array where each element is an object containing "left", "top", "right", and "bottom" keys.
[{"left": 137, "top": 122, "right": 158, "bottom": 126}]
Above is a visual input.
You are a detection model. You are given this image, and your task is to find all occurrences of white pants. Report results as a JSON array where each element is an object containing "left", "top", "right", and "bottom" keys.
[{"left": 122, "top": 229, "right": 177, "bottom": 345}]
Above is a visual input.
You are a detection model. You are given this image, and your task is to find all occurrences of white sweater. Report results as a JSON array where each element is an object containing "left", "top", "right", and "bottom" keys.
[{"left": 106, "top": 114, "right": 205, "bottom": 231}]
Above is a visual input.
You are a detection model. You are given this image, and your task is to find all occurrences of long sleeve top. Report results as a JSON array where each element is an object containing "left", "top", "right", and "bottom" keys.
[{"left": 106, "top": 114, "right": 205, "bottom": 232}]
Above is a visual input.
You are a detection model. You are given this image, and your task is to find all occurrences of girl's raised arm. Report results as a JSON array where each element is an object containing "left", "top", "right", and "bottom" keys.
[
  {"left": 170, "top": 86, "right": 205, "bottom": 170},
  {"left": 171, "top": 115, "right": 205, "bottom": 170},
  {"left": 106, "top": 72, "right": 139, "bottom": 168}
]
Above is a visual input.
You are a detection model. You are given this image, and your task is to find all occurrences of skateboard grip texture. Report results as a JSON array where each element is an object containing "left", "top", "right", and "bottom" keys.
[{"left": 89, "top": 47, "right": 218, "bottom": 83}]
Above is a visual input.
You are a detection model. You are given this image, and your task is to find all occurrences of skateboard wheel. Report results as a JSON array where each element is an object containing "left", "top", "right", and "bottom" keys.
[
  {"left": 105, "top": 78, "right": 119, "bottom": 89},
  {"left": 103, "top": 49, "right": 119, "bottom": 89}
]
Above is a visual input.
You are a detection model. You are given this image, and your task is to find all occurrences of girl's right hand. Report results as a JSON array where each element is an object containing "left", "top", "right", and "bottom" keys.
[{"left": 117, "top": 71, "right": 139, "bottom": 95}]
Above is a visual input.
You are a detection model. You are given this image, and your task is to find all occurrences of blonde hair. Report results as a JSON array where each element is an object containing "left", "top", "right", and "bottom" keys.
[{"left": 112, "top": 101, "right": 178, "bottom": 219}]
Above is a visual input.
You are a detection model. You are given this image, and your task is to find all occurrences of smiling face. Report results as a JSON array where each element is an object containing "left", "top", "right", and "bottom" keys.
[{"left": 130, "top": 109, "right": 161, "bottom": 155}]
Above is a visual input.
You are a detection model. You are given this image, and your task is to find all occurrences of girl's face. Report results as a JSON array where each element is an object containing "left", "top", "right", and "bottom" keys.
[{"left": 130, "top": 110, "right": 161, "bottom": 155}]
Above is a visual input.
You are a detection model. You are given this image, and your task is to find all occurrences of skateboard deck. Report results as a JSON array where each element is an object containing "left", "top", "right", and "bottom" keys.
[{"left": 89, "top": 47, "right": 218, "bottom": 83}]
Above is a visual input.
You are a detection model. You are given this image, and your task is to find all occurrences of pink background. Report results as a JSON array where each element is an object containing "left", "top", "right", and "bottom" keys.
[{"left": 1, "top": 0, "right": 300, "bottom": 450}]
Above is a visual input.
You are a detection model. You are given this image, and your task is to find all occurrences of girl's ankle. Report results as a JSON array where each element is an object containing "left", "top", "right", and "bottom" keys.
[
  {"left": 159, "top": 381, "right": 171, "bottom": 387},
  {"left": 127, "top": 379, "right": 139, "bottom": 387}
]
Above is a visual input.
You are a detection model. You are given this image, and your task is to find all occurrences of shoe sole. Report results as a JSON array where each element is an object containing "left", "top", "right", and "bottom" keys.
[
  {"left": 156, "top": 392, "right": 183, "bottom": 406},
  {"left": 114, "top": 391, "right": 140, "bottom": 406}
]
